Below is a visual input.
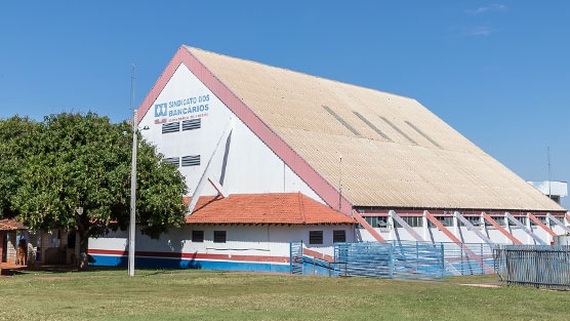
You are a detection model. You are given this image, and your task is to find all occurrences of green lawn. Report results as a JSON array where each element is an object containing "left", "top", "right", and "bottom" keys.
[{"left": 0, "top": 269, "right": 568, "bottom": 321}]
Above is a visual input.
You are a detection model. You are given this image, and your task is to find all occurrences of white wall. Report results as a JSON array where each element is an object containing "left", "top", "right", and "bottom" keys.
[
  {"left": 138, "top": 64, "right": 322, "bottom": 202},
  {"left": 527, "top": 181, "right": 568, "bottom": 198},
  {"left": 89, "top": 224, "right": 355, "bottom": 258}
]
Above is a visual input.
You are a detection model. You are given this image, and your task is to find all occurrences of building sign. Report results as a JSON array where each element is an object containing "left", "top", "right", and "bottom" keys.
[{"left": 154, "top": 94, "right": 210, "bottom": 124}]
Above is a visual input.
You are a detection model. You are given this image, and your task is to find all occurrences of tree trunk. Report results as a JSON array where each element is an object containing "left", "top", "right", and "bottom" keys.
[{"left": 78, "top": 229, "right": 90, "bottom": 270}]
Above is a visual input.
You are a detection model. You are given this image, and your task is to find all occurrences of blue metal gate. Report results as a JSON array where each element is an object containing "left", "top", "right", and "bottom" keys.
[
  {"left": 290, "top": 241, "right": 303, "bottom": 275},
  {"left": 291, "top": 241, "right": 445, "bottom": 281},
  {"left": 335, "top": 241, "right": 445, "bottom": 281}
]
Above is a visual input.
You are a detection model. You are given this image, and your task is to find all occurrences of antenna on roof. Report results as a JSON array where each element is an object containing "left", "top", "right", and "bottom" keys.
[
  {"left": 547, "top": 146, "right": 552, "bottom": 200},
  {"left": 338, "top": 155, "right": 343, "bottom": 211},
  {"left": 130, "top": 63, "right": 137, "bottom": 118}
]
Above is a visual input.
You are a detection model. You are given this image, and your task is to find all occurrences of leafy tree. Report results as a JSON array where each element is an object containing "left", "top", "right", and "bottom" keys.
[
  {"left": 0, "top": 116, "right": 41, "bottom": 218},
  {"left": 1, "top": 112, "right": 187, "bottom": 268}
]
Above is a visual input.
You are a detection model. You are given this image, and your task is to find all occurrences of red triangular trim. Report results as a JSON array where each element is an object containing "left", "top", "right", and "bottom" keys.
[{"left": 137, "top": 46, "right": 353, "bottom": 215}]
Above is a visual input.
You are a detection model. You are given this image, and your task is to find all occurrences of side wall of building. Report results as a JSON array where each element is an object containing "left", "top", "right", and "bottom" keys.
[{"left": 88, "top": 224, "right": 355, "bottom": 272}]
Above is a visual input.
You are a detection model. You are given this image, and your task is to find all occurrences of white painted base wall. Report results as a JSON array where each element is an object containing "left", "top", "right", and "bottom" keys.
[{"left": 88, "top": 224, "right": 355, "bottom": 271}]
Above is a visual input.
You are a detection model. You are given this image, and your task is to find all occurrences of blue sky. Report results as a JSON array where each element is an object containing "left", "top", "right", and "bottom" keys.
[{"left": 1, "top": 1, "right": 569, "bottom": 207}]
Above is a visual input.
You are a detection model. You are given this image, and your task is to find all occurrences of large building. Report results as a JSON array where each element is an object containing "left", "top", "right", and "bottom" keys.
[
  {"left": 89, "top": 46, "right": 568, "bottom": 273},
  {"left": 527, "top": 180, "right": 568, "bottom": 204}
]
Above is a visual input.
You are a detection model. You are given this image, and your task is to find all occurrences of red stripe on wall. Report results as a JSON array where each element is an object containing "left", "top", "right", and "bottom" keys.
[
  {"left": 481, "top": 212, "right": 523, "bottom": 245},
  {"left": 527, "top": 212, "right": 557, "bottom": 237},
  {"left": 135, "top": 46, "right": 353, "bottom": 215},
  {"left": 352, "top": 210, "right": 385, "bottom": 242},
  {"left": 424, "top": 211, "right": 494, "bottom": 274},
  {"left": 302, "top": 248, "right": 334, "bottom": 262},
  {"left": 88, "top": 249, "right": 290, "bottom": 264}
]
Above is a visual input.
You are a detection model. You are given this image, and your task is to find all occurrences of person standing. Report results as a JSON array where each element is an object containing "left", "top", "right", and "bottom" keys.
[{"left": 17, "top": 239, "right": 26, "bottom": 265}]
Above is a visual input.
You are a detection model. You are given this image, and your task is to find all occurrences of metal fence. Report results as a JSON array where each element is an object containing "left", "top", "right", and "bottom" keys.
[
  {"left": 387, "top": 241, "right": 445, "bottom": 281},
  {"left": 290, "top": 241, "right": 304, "bottom": 275},
  {"left": 335, "top": 242, "right": 395, "bottom": 278},
  {"left": 441, "top": 242, "right": 495, "bottom": 276},
  {"left": 291, "top": 241, "right": 445, "bottom": 282},
  {"left": 494, "top": 245, "right": 570, "bottom": 290},
  {"left": 290, "top": 242, "right": 345, "bottom": 277}
]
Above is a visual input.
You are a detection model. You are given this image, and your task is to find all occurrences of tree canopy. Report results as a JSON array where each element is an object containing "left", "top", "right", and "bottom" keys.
[{"left": 0, "top": 112, "right": 187, "bottom": 265}]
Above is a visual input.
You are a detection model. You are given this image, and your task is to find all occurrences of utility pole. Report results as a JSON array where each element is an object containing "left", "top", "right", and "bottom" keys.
[
  {"left": 128, "top": 64, "right": 137, "bottom": 277},
  {"left": 338, "top": 155, "right": 343, "bottom": 212}
]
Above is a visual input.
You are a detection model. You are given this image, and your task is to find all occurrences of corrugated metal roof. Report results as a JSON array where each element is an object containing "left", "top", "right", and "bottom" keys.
[
  {"left": 186, "top": 46, "right": 564, "bottom": 212},
  {"left": 184, "top": 193, "right": 356, "bottom": 225}
]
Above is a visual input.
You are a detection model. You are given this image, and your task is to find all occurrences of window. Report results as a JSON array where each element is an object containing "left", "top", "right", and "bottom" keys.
[
  {"left": 365, "top": 216, "right": 377, "bottom": 227},
  {"left": 213, "top": 231, "right": 226, "bottom": 243},
  {"left": 333, "top": 230, "right": 346, "bottom": 243},
  {"left": 402, "top": 216, "right": 422, "bottom": 227},
  {"left": 464, "top": 216, "right": 482, "bottom": 226},
  {"left": 322, "top": 105, "right": 361, "bottom": 137},
  {"left": 162, "top": 121, "right": 180, "bottom": 134},
  {"left": 536, "top": 215, "right": 549, "bottom": 226},
  {"left": 515, "top": 216, "right": 526, "bottom": 225},
  {"left": 182, "top": 118, "right": 201, "bottom": 131},
  {"left": 495, "top": 217, "right": 507, "bottom": 227},
  {"left": 309, "top": 230, "right": 323, "bottom": 245},
  {"left": 436, "top": 216, "right": 453, "bottom": 227},
  {"left": 181, "top": 155, "right": 201, "bottom": 167},
  {"left": 364, "top": 216, "right": 388, "bottom": 228},
  {"left": 164, "top": 157, "right": 180, "bottom": 167},
  {"left": 192, "top": 230, "right": 204, "bottom": 243},
  {"left": 405, "top": 120, "right": 442, "bottom": 149}
]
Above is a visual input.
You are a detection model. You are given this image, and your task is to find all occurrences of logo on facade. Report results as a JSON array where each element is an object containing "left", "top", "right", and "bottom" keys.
[
  {"left": 153, "top": 94, "right": 210, "bottom": 124},
  {"left": 154, "top": 103, "right": 168, "bottom": 117}
]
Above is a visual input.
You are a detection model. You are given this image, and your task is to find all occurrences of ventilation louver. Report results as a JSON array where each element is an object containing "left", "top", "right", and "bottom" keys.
[
  {"left": 181, "top": 155, "right": 201, "bottom": 167},
  {"left": 162, "top": 122, "right": 180, "bottom": 134},
  {"left": 182, "top": 118, "right": 201, "bottom": 131},
  {"left": 164, "top": 157, "right": 180, "bottom": 167}
]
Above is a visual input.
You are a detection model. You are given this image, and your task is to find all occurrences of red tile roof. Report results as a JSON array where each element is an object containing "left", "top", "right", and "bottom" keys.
[
  {"left": 184, "top": 193, "right": 355, "bottom": 225},
  {"left": 0, "top": 219, "right": 27, "bottom": 231}
]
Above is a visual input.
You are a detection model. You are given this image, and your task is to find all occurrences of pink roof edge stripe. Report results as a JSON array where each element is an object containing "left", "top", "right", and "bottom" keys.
[{"left": 135, "top": 46, "right": 353, "bottom": 215}]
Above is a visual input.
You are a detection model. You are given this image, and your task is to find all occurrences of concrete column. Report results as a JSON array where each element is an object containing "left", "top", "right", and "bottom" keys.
[
  {"left": 546, "top": 215, "right": 553, "bottom": 243},
  {"left": 525, "top": 214, "right": 533, "bottom": 245},
  {"left": 422, "top": 214, "right": 429, "bottom": 241},
  {"left": 7, "top": 232, "right": 16, "bottom": 264},
  {"left": 453, "top": 212, "right": 459, "bottom": 238},
  {"left": 504, "top": 213, "right": 511, "bottom": 244},
  {"left": 388, "top": 212, "right": 396, "bottom": 241},
  {"left": 480, "top": 213, "right": 489, "bottom": 239}
]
